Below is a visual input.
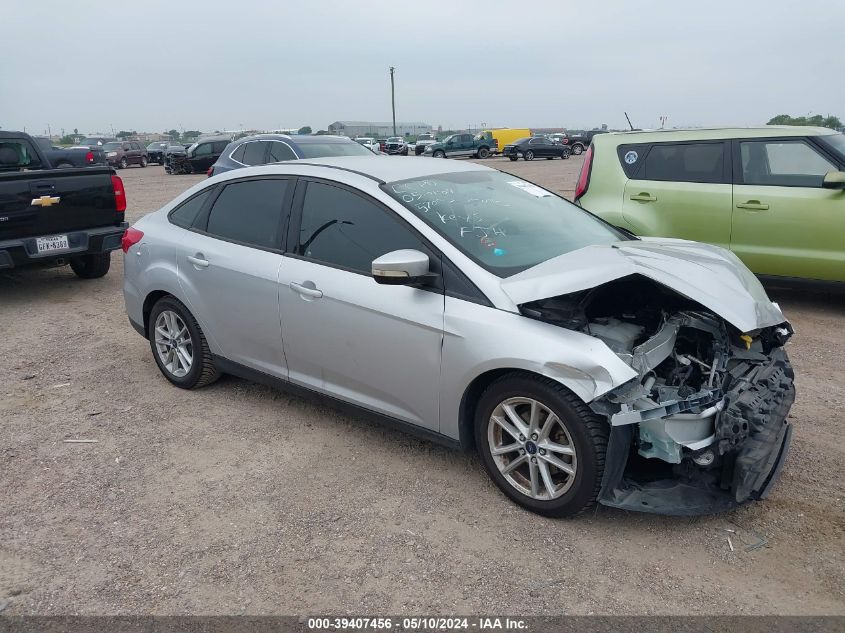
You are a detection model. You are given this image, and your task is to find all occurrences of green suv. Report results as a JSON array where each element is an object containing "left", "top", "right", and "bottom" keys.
[{"left": 575, "top": 127, "right": 845, "bottom": 283}]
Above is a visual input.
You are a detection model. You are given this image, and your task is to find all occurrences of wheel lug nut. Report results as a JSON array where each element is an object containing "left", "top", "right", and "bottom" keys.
[
  {"left": 539, "top": 449, "right": 546, "bottom": 455},
  {"left": 531, "top": 457, "right": 537, "bottom": 464},
  {"left": 519, "top": 449, "right": 525, "bottom": 455},
  {"left": 531, "top": 433, "right": 538, "bottom": 440},
  {"left": 519, "top": 435, "right": 525, "bottom": 442}
]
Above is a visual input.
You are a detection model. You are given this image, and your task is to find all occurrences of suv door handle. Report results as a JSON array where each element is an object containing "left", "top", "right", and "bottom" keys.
[
  {"left": 630, "top": 193, "right": 657, "bottom": 202},
  {"left": 290, "top": 281, "right": 323, "bottom": 299},
  {"left": 736, "top": 201, "right": 769, "bottom": 210},
  {"left": 186, "top": 254, "right": 209, "bottom": 268}
]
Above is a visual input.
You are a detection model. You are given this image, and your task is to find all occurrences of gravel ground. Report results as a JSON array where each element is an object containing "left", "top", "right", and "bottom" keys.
[{"left": 1, "top": 156, "right": 843, "bottom": 616}]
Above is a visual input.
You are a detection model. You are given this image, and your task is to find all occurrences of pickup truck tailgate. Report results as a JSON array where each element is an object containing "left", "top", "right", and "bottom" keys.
[{"left": 0, "top": 167, "right": 121, "bottom": 240}]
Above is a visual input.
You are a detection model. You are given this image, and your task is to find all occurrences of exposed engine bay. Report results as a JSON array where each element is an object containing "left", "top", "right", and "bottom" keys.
[{"left": 520, "top": 275, "right": 796, "bottom": 515}]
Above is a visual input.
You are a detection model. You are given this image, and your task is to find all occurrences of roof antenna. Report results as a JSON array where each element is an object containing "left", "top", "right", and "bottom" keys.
[{"left": 624, "top": 112, "right": 635, "bottom": 131}]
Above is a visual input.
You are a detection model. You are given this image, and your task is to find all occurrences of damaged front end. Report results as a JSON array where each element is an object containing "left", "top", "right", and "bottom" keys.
[{"left": 521, "top": 276, "right": 796, "bottom": 515}]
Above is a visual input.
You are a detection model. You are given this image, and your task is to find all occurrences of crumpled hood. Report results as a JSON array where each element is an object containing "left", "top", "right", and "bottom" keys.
[{"left": 500, "top": 238, "right": 786, "bottom": 333}]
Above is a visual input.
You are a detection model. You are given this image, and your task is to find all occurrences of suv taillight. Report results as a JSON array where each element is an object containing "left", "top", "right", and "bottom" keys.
[
  {"left": 121, "top": 227, "right": 144, "bottom": 253},
  {"left": 111, "top": 175, "right": 127, "bottom": 212},
  {"left": 85, "top": 151, "right": 94, "bottom": 163},
  {"left": 574, "top": 145, "right": 593, "bottom": 202}
]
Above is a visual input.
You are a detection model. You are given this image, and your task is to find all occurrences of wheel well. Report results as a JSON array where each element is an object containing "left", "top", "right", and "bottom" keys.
[
  {"left": 142, "top": 290, "right": 171, "bottom": 335},
  {"left": 458, "top": 368, "right": 546, "bottom": 452}
]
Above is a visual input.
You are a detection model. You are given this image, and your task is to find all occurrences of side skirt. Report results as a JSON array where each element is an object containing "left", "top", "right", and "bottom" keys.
[{"left": 212, "top": 355, "right": 463, "bottom": 452}]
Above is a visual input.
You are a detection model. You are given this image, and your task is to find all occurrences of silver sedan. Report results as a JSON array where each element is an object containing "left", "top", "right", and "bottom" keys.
[{"left": 123, "top": 157, "right": 795, "bottom": 517}]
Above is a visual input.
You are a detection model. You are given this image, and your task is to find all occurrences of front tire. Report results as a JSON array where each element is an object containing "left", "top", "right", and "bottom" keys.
[
  {"left": 572, "top": 144, "right": 584, "bottom": 155},
  {"left": 118, "top": 157, "right": 128, "bottom": 169},
  {"left": 508, "top": 155, "right": 518, "bottom": 161},
  {"left": 148, "top": 296, "right": 220, "bottom": 389},
  {"left": 69, "top": 253, "right": 111, "bottom": 279},
  {"left": 474, "top": 372, "right": 608, "bottom": 518},
  {"left": 433, "top": 150, "right": 446, "bottom": 158},
  {"left": 140, "top": 157, "right": 148, "bottom": 167}
]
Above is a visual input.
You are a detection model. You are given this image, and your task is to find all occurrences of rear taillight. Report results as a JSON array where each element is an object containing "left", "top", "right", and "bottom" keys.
[
  {"left": 121, "top": 227, "right": 144, "bottom": 253},
  {"left": 574, "top": 145, "right": 593, "bottom": 202},
  {"left": 207, "top": 167, "right": 214, "bottom": 177},
  {"left": 85, "top": 151, "right": 94, "bottom": 163},
  {"left": 111, "top": 175, "right": 127, "bottom": 212},
  {"left": 494, "top": 139, "right": 499, "bottom": 148}
]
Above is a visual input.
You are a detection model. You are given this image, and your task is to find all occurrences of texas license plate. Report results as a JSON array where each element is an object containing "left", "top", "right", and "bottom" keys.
[{"left": 36, "top": 235, "right": 70, "bottom": 253}]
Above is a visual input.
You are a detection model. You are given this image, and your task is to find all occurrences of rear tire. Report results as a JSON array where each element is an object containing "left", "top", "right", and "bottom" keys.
[
  {"left": 508, "top": 156, "right": 518, "bottom": 161},
  {"left": 572, "top": 144, "right": 584, "bottom": 155},
  {"left": 119, "top": 157, "right": 128, "bottom": 169},
  {"left": 148, "top": 296, "right": 220, "bottom": 389},
  {"left": 433, "top": 150, "right": 446, "bottom": 158},
  {"left": 474, "top": 372, "right": 608, "bottom": 518},
  {"left": 524, "top": 150, "right": 535, "bottom": 161},
  {"left": 477, "top": 147, "right": 490, "bottom": 159},
  {"left": 561, "top": 148, "right": 571, "bottom": 159},
  {"left": 69, "top": 253, "right": 111, "bottom": 279},
  {"left": 140, "top": 157, "right": 147, "bottom": 167}
]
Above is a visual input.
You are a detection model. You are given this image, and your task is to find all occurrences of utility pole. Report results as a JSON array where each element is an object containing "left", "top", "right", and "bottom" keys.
[{"left": 389, "top": 66, "right": 396, "bottom": 136}]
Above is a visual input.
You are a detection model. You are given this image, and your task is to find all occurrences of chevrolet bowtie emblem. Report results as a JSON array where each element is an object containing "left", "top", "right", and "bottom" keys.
[{"left": 31, "top": 195, "right": 61, "bottom": 207}]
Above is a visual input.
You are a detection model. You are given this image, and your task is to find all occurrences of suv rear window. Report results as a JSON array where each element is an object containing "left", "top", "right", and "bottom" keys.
[
  {"left": 641, "top": 142, "right": 725, "bottom": 184},
  {"left": 205, "top": 179, "right": 289, "bottom": 249}
]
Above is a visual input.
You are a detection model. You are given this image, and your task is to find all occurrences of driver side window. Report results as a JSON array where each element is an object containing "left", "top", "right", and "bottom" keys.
[{"left": 295, "top": 181, "right": 426, "bottom": 274}]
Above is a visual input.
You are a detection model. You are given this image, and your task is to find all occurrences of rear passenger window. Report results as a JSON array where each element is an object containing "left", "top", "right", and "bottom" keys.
[
  {"left": 642, "top": 143, "right": 725, "bottom": 183},
  {"left": 242, "top": 141, "right": 267, "bottom": 166},
  {"left": 740, "top": 140, "right": 835, "bottom": 187},
  {"left": 230, "top": 144, "right": 246, "bottom": 163},
  {"left": 205, "top": 179, "right": 288, "bottom": 249},
  {"left": 170, "top": 189, "right": 212, "bottom": 228},
  {"left": 213, "top": 141, "right": 229, "bottom": 153},
  {"left": 269, "top": 141, "right": 296, "bottom": 162}
]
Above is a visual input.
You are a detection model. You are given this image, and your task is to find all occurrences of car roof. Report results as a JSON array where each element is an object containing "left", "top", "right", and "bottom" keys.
[
  {"left": 232, "top": 133, "right": 355, "bottom": 145},
  {"left": 228, "top": 155, "right": 495, "bottom": 184},
  {"left": 596, "top": 126, "right": 838, "bottom": 144}
]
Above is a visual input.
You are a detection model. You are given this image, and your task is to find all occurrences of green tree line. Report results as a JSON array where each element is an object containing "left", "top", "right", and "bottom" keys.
[{"left": 767, "top": 114, "right": 842, "bottom": 129}]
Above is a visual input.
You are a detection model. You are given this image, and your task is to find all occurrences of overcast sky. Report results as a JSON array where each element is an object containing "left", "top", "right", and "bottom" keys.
[{"left": 2, "top": 0, "right": 841, "bottom": 136}]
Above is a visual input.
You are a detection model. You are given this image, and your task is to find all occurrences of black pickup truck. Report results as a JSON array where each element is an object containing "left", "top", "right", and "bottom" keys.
[
  {"left": 0, "top": 131, "right": 127, "bottom": 278},
  {"left": 33, "top": 137, "right": 107, "bottom": 168}
]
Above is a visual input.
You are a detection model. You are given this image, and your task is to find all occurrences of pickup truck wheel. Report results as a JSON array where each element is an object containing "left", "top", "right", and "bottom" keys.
[
  {"left": 149, "top": 296, "right": 220, "bottom": 389},
  {"left": 433, "top": 150, "right": 446, "bottom": 158},
  {"left": 524, "top": 150, "right": 535, "bottom": 161},
  {"left": 508, "top": 156, "right": 518, "bottom": 161},
  {"left": 118, "top": 157, "right": 128, "bottom": 169},
  {"left": 572, "top": 144, "right": 584, "bottom": 155},
  {"left": 69, "top": 253, "right": 111, "bottom": 279},
  {"left": 477, "top": 147, "right": 490, "bottom": 159},
  {"left": 475, "top": 372, "right": 608, "bottom": 518},
  {"left": 140, "top": 157, "right": 148, "bottom": 167}
]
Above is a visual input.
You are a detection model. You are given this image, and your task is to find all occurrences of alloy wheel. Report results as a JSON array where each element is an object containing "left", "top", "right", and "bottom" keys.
[
  {"left": 487, "top": 397, "right": 578, "bottom": 500},
  {"left": 154, "top": 310, "right": 193, "bottom": 378}
]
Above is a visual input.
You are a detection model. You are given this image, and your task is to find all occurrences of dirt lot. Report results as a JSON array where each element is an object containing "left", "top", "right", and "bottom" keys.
[{"left": 1, "top": 156, "right": 843, "bottom": 616}]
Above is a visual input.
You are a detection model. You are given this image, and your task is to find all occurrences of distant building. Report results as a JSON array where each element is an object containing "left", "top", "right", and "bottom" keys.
[{"left": 328, "top": 121, "right": 432, "bottom": 138}]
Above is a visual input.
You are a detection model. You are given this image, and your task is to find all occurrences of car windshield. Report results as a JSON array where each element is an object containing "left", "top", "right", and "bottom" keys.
[
  {"left": 384, "top": 170, "right": 624, "bottom": 277},
  {"left": 103, "top": 142, "right": 121, "bottom": 150},
  {"left": 297, "top": 142, "right": 373, "bottom": 158},
  {"left": 388, "top": 137, "right": 402, "bottom": 143},
  {"left": 147, "top": 142, "right": 167, "bottom": 149},
  {"left": 80, "top": 138, "right": 106, "bottom": 146},
  {"left": 820, "top": 133, "right": 845, "bottom": 160}
]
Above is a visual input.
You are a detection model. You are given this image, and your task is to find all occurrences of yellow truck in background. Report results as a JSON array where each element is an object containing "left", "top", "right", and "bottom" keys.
[{"left": 478, "top": 128, "right": 532, "bottom": 155}]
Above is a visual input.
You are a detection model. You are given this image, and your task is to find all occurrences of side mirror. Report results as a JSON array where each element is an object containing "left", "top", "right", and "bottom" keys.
[
  {"left": 822, "top": 170, "right": 845, "bottom": 190},
  {"left": 372, "top": 249, "right": 430, "bottom": 285}
]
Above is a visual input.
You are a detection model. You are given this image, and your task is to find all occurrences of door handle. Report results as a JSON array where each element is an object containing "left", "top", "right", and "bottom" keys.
[
  {"left": 630, "top": 193, "right": 657, "bottom": 202},
  {"left": 736, "top": 201, "right": 769, "bottom": 211},
  {"left": 186, "top": 254, "right": 209, "bottom": 268},
  {"left": 290, "top": 281, "right": 323, "bottom": 299}
]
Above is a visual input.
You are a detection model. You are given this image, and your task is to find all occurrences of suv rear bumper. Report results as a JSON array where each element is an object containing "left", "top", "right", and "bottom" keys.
[{"left": 0, "top": 224, "right": 127, "bottom": 270}]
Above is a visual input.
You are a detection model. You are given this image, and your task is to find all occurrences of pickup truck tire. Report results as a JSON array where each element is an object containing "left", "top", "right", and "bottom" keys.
[
  {"left": 524, "top": 150, "right": 535, "bottom": 161},
  {"left": 571, "top": 144, "right": 584, "bottom": 155},
  {"left": 433, "top": 150, "right": 446, "bottom": 158},
  {"left": 69, "top": 253, "right": 111, "bottom": 279},
  {"left": 148, "top": 296, "right": 220, "bottom": 389},
  {"left": 140, "top": 157, "right": 148, "bottom": 167},
  {"left": 509, "top": 156, "right": 518, "bottom": 161},
  {"left": 477, "top": 147, "right": 490, "bottom": 159},
  {"left": 118, "top": 157, "right": 128, "bottom": 169}
]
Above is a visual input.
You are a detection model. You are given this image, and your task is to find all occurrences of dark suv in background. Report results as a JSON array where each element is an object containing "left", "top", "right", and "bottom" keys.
[
  {"left": 103, "top": 141, "right": 148, "bottom": 169},
  {"left": 209, "top": 134, "right": 374, "bottom": 176},
  {"left": 166, "top": 137, "right": 230, "bottom": 175},
  {"left": 146, "top": 141, "right": 187, "bottom": 165}
]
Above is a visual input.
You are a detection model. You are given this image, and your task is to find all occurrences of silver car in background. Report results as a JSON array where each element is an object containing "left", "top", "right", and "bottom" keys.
[{"left": 123, "top": 157, "right": 795, "bottom": 517}]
